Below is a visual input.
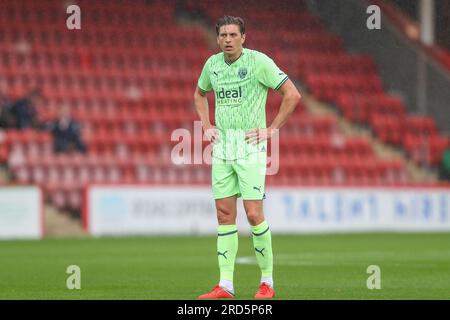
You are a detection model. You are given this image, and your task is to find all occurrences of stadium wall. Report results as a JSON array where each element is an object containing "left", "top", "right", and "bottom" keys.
[
  {"left": 84, "top": 185, "right": 450, "bottom": 236},
  {"left": 307, "top": 0, "right": 450, "bottom": 134},
  {"left": 0, "top": 186, "right": 44, "bottom": 239}
]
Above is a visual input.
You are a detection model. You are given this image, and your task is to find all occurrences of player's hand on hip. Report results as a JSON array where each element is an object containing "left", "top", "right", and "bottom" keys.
[
  {"left": 203, "top": 125, "right": 220, "bottom": 144},
  {"left": 245, "top": 128, "right": 274, "bottom": 145}
]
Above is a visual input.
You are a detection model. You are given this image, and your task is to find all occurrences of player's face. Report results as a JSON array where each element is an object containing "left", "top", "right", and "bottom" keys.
[{"left": 217, "top": 24, "right": 245, "bottom": 58}]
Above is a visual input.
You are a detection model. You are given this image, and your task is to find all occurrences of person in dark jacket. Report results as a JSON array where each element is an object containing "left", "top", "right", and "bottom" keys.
[
  {"left": 0, "top": 84, "right": 14, "bottom": 128},
  {"left": 10, "top": 88, "right": 42, "bottom": 129},
  {"left": 48, "top": 104, "right": 87, "bottom": 154}
]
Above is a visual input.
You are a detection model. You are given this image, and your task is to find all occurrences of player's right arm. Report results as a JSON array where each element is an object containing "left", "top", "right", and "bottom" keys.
[
  {"left": 194, "top": 87, "right": 219, "bottom": 143},
  {"left": 194, "top": 58, "right": 219, "bottom": 144}
]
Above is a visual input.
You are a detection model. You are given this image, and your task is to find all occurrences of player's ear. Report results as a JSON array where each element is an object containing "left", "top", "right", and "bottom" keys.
[{"left": 241, "top": 33, "right": 246, "bottom": 44}]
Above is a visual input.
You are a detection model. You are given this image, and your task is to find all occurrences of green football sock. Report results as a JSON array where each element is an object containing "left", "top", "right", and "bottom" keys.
[
  {"left": 251, "top": 221, "right": 273, "bottom": 278},
  {"left": 217, "top": 224, "right": 238, "bottom": 282}
]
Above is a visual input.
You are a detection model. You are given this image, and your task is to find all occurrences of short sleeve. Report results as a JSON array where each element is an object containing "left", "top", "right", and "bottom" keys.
[
  {"left": 256, "top": 53, "right": 289, "bottom": 90},
  {"left": 197, "top": 58, "right": 213, "bottom": 93}
]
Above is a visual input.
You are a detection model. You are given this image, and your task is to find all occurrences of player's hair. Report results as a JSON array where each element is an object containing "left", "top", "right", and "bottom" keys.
[{"left": 215, "top": 16, "right": 245, "bottom": 36}]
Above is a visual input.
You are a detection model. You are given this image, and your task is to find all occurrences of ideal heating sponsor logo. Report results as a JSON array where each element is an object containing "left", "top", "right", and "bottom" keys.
[{"left": 215, "top": 87, "right": 243, "bottom": 106}]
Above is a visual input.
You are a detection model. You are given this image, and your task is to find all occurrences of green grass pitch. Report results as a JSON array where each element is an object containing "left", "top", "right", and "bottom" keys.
[{"left": 0, "top": 233, "right": 449, "bottom": 299}]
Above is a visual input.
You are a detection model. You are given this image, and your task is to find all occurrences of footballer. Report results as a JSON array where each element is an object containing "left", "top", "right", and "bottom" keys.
[{"left": 194, "top": 16, "right": 301, "bottom": 299}]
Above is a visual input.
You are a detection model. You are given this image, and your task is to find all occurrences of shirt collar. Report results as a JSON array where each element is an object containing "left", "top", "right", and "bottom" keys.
[{"left": 224, "top": 48, "right": 245, "bottom": 66}]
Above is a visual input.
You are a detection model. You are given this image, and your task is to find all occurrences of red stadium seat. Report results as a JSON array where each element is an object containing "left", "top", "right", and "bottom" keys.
[{"left": 1, "top": 0, "right": 447, "bottom": 215}]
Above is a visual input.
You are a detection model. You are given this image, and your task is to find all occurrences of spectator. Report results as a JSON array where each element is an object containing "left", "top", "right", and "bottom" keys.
[
  {"left": 0, "top": 81, "right": 14, "bottom": 128},
  {"left": 440, "top": 143, "right": 450, "bottom": 182},
  {"left": 10, "top": 88, "right": 42, "bottom": 129},
  {"left": 48, "top": 104, "right": 87, "bottom": 154}
]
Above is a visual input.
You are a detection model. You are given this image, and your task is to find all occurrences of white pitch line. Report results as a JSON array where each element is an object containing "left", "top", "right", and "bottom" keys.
[
  {"left": 235, "top": 255, "right": 438, "bottom": 267},
  {"left": 236, "top": 257, "right": 257, "bottom": 265}
]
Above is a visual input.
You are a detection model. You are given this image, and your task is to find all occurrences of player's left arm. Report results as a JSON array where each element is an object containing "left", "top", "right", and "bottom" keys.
[
  {"left": 246, "top": 79, "right": 301, "bottom": 144},
  {"left": 268, "top": 79, "right": 301, "bottom": 131}
]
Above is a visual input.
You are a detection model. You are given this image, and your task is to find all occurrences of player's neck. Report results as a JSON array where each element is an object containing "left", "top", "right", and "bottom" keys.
[{"left": 224, "top": 48, "right": 243, "bottom": 64}]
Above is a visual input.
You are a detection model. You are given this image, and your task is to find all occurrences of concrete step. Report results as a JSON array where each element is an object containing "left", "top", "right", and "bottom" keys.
[
  {"left": 0, "top": 165, "right": 10, "bottom": 183},
  {"left": 44, "top": 205, "right": 87, "bottom": 238}
]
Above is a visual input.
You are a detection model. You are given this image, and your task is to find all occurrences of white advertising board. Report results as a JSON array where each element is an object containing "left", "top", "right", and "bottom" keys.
[
  {"left": 85, "top": 185, "right": 450, "bottom": 236},
  {"left": 0, "top": 186, "right": 43, "bottom": 239}
]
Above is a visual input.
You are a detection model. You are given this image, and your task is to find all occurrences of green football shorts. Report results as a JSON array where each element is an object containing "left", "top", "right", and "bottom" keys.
[{"left": 212, "top": 152, "right": 267, "bottom": 200}]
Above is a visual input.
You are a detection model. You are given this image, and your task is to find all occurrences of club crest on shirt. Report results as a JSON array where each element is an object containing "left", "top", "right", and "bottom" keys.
[{"left": 238, "top": 67, "right": 247, "bottom": 79}]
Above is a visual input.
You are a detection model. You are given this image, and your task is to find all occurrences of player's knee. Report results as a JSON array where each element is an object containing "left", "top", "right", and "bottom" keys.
[{"left": 246, "top": 210, "right": 263, "bottom": 226}]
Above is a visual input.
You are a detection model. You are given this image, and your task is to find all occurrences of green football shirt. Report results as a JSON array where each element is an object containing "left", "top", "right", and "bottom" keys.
[{"left": 197, "top": 48, "right": 288, "bottom": 160}]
